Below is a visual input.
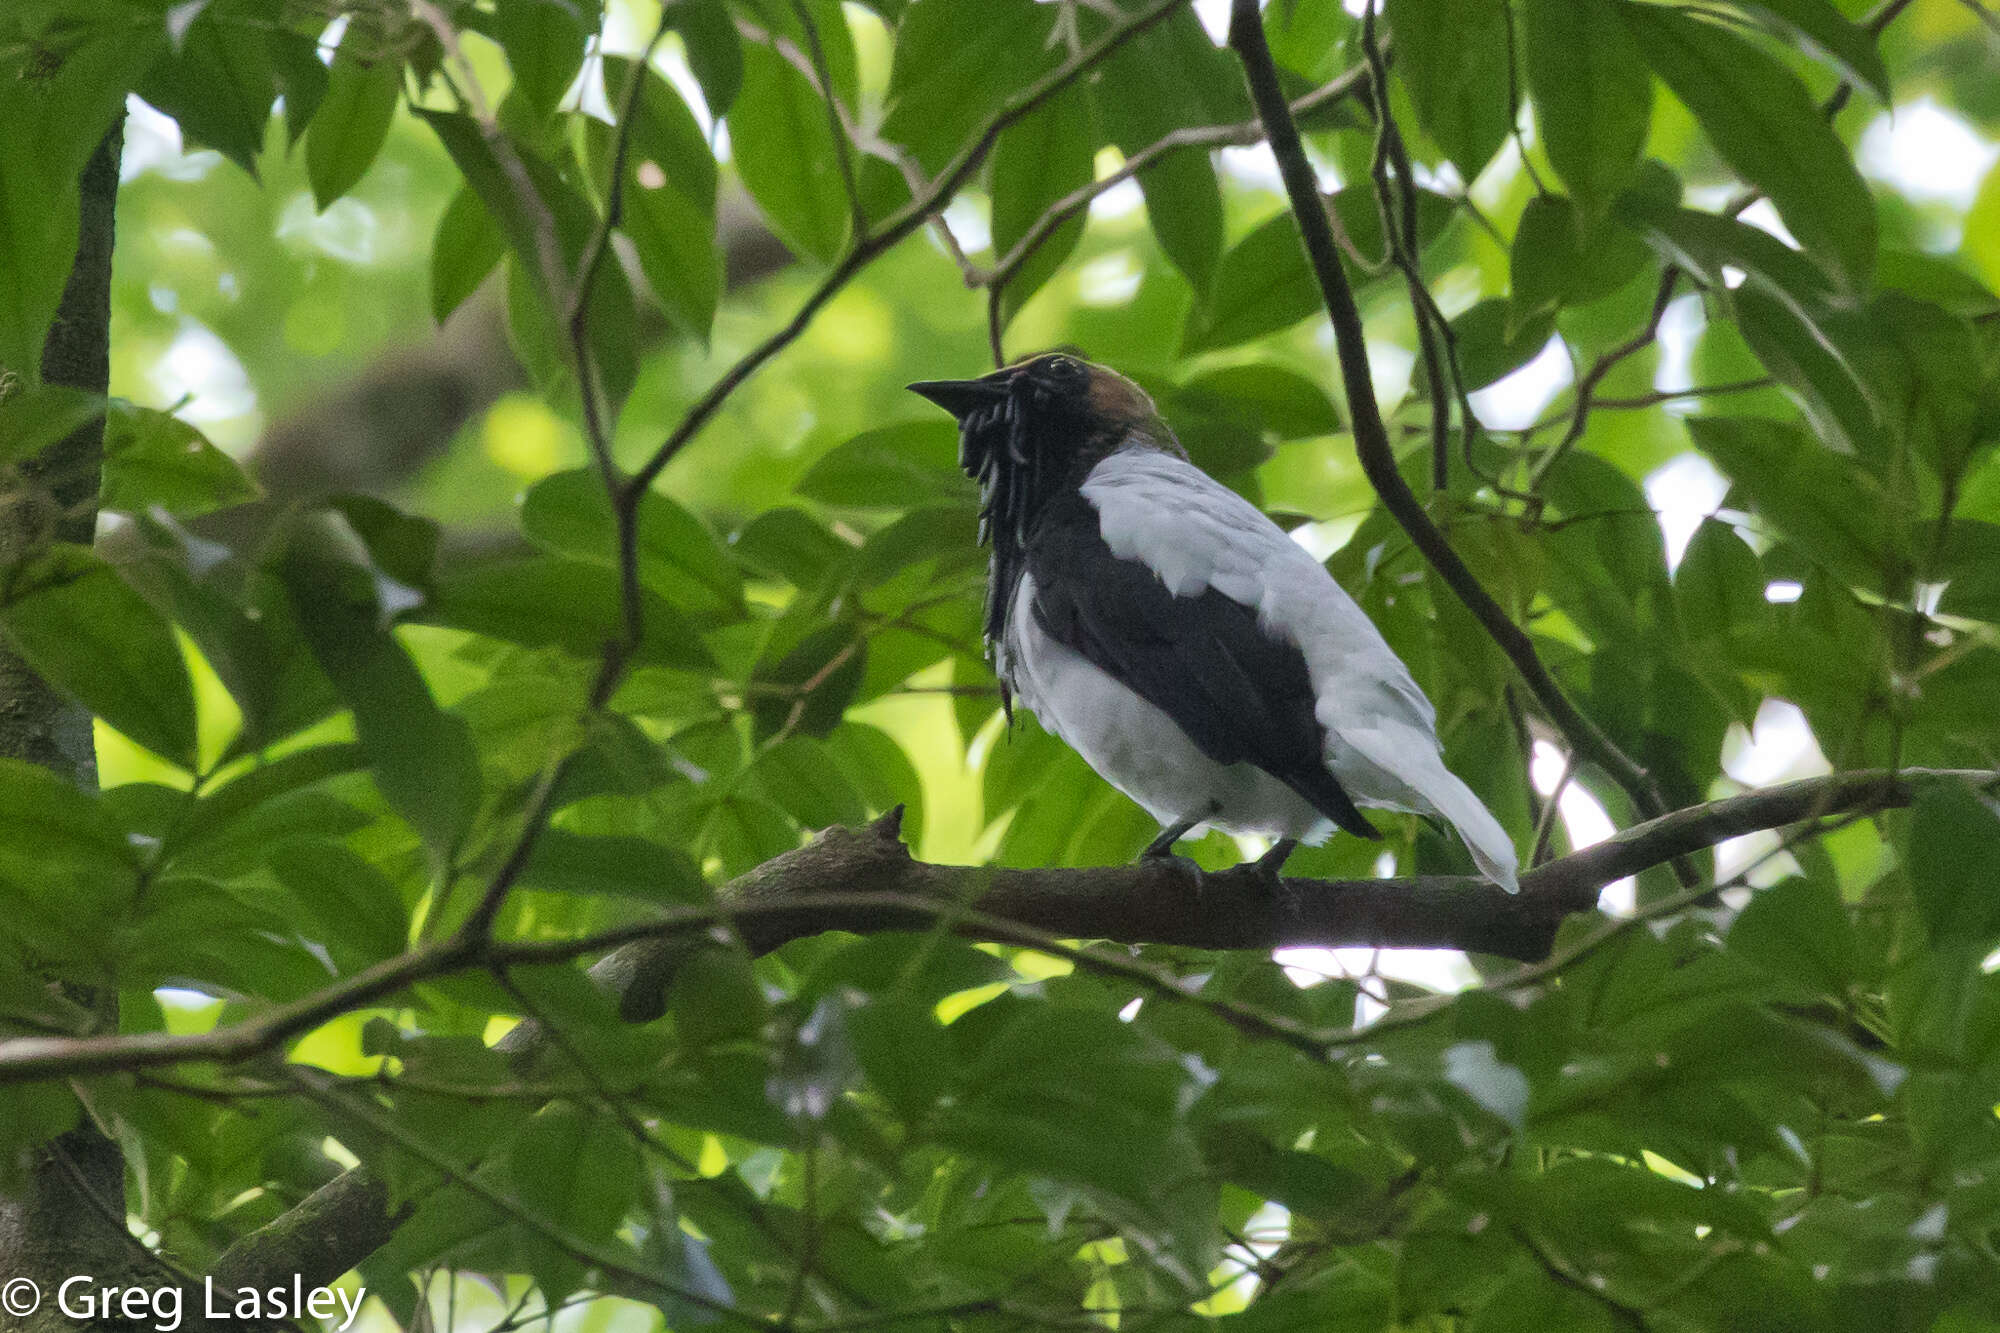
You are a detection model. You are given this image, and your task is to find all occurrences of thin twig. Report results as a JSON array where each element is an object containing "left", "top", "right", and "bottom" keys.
[
  {"left": 1528, "top": 266, "right": 1681, "bottom": 491},
  {"left": 1530, "top": 748, "right": 1575, "bottom": 868}
]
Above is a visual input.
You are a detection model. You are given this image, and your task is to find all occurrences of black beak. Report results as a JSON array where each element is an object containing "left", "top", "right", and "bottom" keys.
[{"left": 907, "top": 370, "right": 1014, "bottom": 420}]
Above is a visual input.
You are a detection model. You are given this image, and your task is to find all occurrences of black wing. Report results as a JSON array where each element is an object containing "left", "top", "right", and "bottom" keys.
[{"left": 1024, "top": 491, "right": 1380, "bottom": 840}]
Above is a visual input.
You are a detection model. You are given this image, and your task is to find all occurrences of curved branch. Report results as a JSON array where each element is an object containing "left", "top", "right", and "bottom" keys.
[
  {"left": 1223, "top": 1, "right": 1681, "bottom": 849},
  {"left": 179, "top": 765, "right": 1989, "bottom": 1298},
  {"left": 3, "top": 766, "right": 1985, "bottom": 1093}
]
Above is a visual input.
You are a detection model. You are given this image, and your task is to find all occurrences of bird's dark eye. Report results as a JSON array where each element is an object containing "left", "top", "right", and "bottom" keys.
[{"left": 1043, "top": 355, "right": 1083, "bottom": 383}]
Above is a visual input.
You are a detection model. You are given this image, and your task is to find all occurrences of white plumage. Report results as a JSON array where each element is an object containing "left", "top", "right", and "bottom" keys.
[{"left": 1004, "top": 447, "right": 1520, "bottom": 892}]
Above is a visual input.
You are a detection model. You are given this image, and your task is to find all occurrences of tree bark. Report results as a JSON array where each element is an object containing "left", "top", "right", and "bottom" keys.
[{"left": 0, "top": 119, "right": 140, "bottom": 1326}]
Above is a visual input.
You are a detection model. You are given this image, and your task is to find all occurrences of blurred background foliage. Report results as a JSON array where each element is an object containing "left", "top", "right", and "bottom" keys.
[{"left": 3, "top": 0, "right": 2000, "bottom": 1327}]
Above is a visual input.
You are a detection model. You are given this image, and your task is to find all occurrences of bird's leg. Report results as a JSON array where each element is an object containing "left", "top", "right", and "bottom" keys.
[
  {"left": 1252, "top": 837, "right": 1299, "bottom": 888},
  {"left": 1138, "top": 816, "right": 1200, "bottom": 861}
]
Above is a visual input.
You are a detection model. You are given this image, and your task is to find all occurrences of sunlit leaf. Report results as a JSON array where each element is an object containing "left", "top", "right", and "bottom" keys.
[
  {"left": 729, "top": 43, "right": 851, "bottom": 262},
  {"left": 1625, "top": 3, "right": 1877, "bottom": 288},
  {"left": 590, "top": 57, "right": 721, "bottom": 341},
  {"left": 1521, "top": 0, "right": 1651, "bottom": 217},
  {"left": 304, "top": 37, "right": 401, "bottom": 210},
  {"left": 101, "top": 400, "right": 260, "bottom": 517},
  {"left": 1386, "top": 0, "right": 1515, "bottom": 182}
]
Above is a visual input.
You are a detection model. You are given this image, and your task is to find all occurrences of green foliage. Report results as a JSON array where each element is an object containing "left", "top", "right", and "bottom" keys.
[{"left": 1, "top": 0, "right": 1998, "bottom": 1329}]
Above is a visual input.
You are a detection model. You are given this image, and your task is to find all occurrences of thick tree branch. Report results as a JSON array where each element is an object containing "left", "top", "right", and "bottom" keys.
[
  {"left": 1224, "top": 1, "right": 1682, "bottom": 855},
  {"left": 175, "top": 765, "right": 1990, "bottom": 1300},
  {"left": 3, "top": 767, "right": 1985, "bottom": 1092}
]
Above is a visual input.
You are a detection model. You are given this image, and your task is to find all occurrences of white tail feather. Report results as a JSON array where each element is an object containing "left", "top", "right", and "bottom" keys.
[
  {"left": 1340, "top": 730, "right": 1520, "bottom": 892},
  {"left": 1417, "top": 768, "right": 1520, "bottom": 892}
]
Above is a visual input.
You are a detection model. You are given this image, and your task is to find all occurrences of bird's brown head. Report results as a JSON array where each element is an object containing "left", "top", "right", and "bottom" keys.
[
  {"left": 908, "top": 352, "right": 1163, "bottom": 442},
  {"left": 908, "top": 353, "right": 1174, "bottom": 644}
]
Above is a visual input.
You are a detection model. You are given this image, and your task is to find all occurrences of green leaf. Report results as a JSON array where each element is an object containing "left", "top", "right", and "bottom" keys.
[
  {"left": 1617, "top": 197, "right": 1879, "bottom": 453},
  {"left": 1624, "top": 3, "right": 1877, "bottom": 288},
  {"left": 1728, "top": 873, "right": 1857, "bottom": 996},
  {"left": 1732, "top": 288, "right": 1880, "bottom": 459},
  {"left": 491, "top": 0, "right": 589, "bottom": 119},
  {"left": 1722, "top": 0, "right": 1890, "bottom": 102},
  {"left": 754, "top": 735, "right": 867, "bottom": 828},
  {"left": 1176, "top": 364, "right": 1342, "bottom": 439},
  {"left": 828, "top": 721, "right": 927, "bottom": 847},
  {"left": 796, "top": 420, "right": 974, "bottom": 509},
  {"left": 1616, "top": 196, "right": 1836, "bottom": 310},
  {"left": 269, "top": 841, "right": 410, "bottom": 966},
  {"left": 590, "top": 58, "right": 721, "bottom": 341},
  {"left": 1133, "top": 147, "right": 1226, "bottom": 299},
  {"left": 170, "top": 743, "right": 367, "bottom": 862},
  {"left": 1521, "top": 0, "right": 1651, "bottom": 216},
  {"left": 135, "top": 5, "right": 275, "bottom": 177},
  {"left": 304, "top": 38, "right": 401, "bottom": 210},
  {"left": 1687, "top": 416, "right": 1906, "bottom": 588},
  {"left": 0, "top": 384, "right": 105, "bottom": 466},
  {"left": 990, "top": 82, "right": 1095, "bottom": 320},
  {"left": 1471, "top": 1268, "right": 1624, "bottom": 1333},
  {"left": 1675, "top": 518, "right": 1766, "bottom": 644},
  {"left": 0, "top": 756, "right": 140, "bottom": 931},
  {"left": 1386, "top": 0, "right": 1515, "bottom": 181},
  {"left": 420, "top": 555, "right": 716, "bottom": 670},
  {"left": 430, "top": 185, "right": 506, "bottom": 325},
  {"left": 1510, "top": 194, "right": 1649, "bottom": 322},
  {"left": 278, "top": 535, "right": 481, "bottom": 862},
  {"left": 1184, "top": 213, "right": 1319, "bottom": 353},
  {"left": 881, "top": 0, "right": 1059, "bottom": 174},
  {"left": 0, "top": 545, "right": 199, "bottom": 769},
  {"left": 101, "top": 400, "right": 260, "bottom": 517},
  {"left": 509, "top": 1104, "right": 642, "bottom": 1302},
  {"left": 119, "top": 512, "right": 338, "bottom": 751},
  {"left": 1184, "top": 191, "right": 1453, "bottom": 353},
  {"left": 1906, "top": 781, "right": 2000, "bottom": 945},
  {"left": 728, "top": 43, "right": 852, "bottom": 262},
  {"left": 418, "top": 109, "right": 639, "bottom": 407},
  {"left": 268, "top": 28, "right": 329, "bottom": 145},
  {"left": 668, "top": 0, "right": 742, "bottom": 116},
  {"left": 519, "top": 469, "right": 744, "bottom": 623},
  {"left": 1865, "top": 293, "right": 1985, "bottom": 486},
  {"left": 0, "top": 27, "right": 158, "bottom": 383},
  {"left": 1089, "top": 7, "right": 1238, "bottom": 294},
  {"left": 1426, "top": 299, "right": 1557, "bottom": 393},
  {"left": 1967, "top": 161, "right": 2000, "bottom": 298},
  {"left": 849, "top": 995, "right": 953, "bottom": 1121},
  {"left": 518, "top": 829, "right": 707, "bottom": 904},
  {"left": 731, "top": 507, "right": 850, "bottom": 586}
]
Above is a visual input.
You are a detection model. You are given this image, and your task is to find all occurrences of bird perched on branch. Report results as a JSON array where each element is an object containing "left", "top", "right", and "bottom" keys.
[{"left": 910, "top": 352, "right": 1519, "bottom": 891}]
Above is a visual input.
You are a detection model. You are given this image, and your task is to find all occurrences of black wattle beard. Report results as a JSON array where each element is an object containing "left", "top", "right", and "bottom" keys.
[{"left": 956, "top": 378, "right": 1064, "bottom": 653}]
